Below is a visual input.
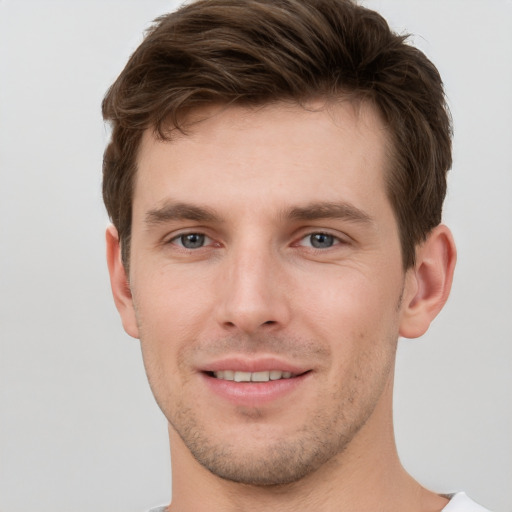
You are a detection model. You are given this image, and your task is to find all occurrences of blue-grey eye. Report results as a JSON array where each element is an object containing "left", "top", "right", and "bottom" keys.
[
  {"left": 309, "top": 233, "right": 335, "bottom": 249},
  {"left": 179, "top": 233, "right": 206, "bottom": 249}
]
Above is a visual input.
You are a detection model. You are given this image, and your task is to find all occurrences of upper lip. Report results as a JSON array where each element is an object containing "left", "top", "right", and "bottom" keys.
[{"left": 199, "top": 356, "right": 310, "bottom": 375}]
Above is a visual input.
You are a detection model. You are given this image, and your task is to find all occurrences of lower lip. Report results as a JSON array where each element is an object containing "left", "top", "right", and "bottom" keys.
[{"left": 201, "top": 372, "right": 310, "bottom": 407}]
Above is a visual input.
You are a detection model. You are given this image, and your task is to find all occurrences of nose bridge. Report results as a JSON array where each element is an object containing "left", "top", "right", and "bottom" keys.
[{"left": 217, "top": 235, "right": 289, "bottom": 333}]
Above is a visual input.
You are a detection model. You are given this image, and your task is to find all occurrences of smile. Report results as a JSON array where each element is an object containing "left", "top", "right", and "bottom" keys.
[
  {"left": 212, "top": 370, "right": 296, "bottom": 382},
  {"left": 202, "top": 366, "right": 311, "bottom": 406}
]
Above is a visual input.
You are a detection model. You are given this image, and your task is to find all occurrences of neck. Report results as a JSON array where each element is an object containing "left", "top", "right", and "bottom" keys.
[{"left": 166, "top": 377, "right": 447, "bottom": 512}]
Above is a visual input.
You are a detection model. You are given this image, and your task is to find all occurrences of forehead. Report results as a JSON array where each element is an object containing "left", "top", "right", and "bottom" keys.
[{"left": 134, "top": 100, "right": 392, "bottom": 218}]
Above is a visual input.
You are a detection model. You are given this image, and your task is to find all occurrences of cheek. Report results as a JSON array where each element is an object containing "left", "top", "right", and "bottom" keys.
[
  {"left": 134, "top": 265, "right": 213, "bottom": 331},
  {"left": 132, "top": 275, "right": 208, "bottom": 383},
  {"left": 300, "top": 268, "right": 401, "bottom": 326},
  {"left": 308, "top": 278, "right": 399, "bottom": 402},
  {"left": 298, "top": 269, "right": 402, "bottom": 367}
]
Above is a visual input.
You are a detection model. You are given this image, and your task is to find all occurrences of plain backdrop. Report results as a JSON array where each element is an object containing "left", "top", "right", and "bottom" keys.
[{"left": 0, "top": 1, "right": 511, "bottom": 511}]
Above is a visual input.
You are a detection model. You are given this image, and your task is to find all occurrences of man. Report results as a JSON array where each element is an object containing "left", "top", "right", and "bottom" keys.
[{"left": 102, "top": 0, "right": 489, "bottom": 510}]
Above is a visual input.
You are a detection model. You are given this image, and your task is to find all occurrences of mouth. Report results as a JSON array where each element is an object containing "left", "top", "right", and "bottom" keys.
[
  {"left": 202, "top": 368, "right": 311, "bottom": 406},
  {"left": 207, "top": 370, "right": 303, "bottom": 382},
  {"left": 200, "top": 358, "right": 312, "bottom": 405}
]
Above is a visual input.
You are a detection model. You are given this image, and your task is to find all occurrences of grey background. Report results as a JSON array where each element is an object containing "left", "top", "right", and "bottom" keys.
[{"left": 0, "top": 1, "right": 510, "bottom": 511}]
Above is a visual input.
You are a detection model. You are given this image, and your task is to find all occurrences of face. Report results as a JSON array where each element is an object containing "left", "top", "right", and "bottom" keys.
[{"left": 120, "top": 101, "right": 416, "bottom": 485}]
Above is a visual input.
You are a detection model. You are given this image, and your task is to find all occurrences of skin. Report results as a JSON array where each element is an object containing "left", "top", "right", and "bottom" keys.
[{"left": 107, "top": 101, "right": 456, "bottom": 512}]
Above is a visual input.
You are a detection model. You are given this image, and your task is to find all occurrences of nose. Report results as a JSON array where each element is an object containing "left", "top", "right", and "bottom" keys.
[{"left": 216, "top": 243, "right": 291, "bottom": 334}]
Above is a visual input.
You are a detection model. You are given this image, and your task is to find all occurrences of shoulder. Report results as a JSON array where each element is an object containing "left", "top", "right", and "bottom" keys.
[{"left": 442, "top": 492, "right": 492, "bottom": 512}]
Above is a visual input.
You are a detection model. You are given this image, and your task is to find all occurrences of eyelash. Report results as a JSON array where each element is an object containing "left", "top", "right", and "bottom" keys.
[
  {"left": 166, "top": 231, "right": 346, "bottom": 251},
  {"left": 296, "top": 232, "right": 345, "bottom": 250},
  {"left": 168, "top": 232, "right": 215, "bottom": 250}
]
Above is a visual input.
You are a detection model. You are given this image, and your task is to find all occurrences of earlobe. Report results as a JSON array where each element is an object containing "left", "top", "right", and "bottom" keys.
[
  {"left": 399, "top": 225, "right": 457, "bottom": 339},
  {"left": 105, "top": 225, "right": 140, "bottom": 339}
]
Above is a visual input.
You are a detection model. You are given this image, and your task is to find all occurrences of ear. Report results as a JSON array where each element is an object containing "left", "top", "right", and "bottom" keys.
[
  {"left": 105, "top": 225, "right": 140, "bottom": 339},
  {"left": 399, "top": 225, "right": 457, "bottom": 339}
]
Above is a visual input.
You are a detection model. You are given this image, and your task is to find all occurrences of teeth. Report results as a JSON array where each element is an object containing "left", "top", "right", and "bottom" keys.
[
  {"left": 213, "top": 370, "right": 295, "bottom": 382},
  {"left": 234, "top": 371, "right": 251, "bottom": 382},
  {"left": 251, "top": 371, "right": 269, "bottom": 382}
]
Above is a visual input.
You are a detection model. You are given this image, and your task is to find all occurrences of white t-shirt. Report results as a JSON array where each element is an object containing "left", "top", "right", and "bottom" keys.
[
  {"left": 442, "top": 492, "right": 491, "bottom": 511},
  {"left": 147, "top": 491, "right": 491, "bottom": 511}
]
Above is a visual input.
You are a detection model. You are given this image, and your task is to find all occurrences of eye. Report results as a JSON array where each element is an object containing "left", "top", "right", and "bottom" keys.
[
  {"left": 299, "top": 232, "right": 339, "bottom": 249},
  {"left": 171, "top": 233, "right": 211, "bottom": 249}
]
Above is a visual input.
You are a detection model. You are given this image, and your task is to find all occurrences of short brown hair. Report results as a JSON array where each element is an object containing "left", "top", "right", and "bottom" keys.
[{"left": 102, "top": 0, "right": 452, "bottom": 269}]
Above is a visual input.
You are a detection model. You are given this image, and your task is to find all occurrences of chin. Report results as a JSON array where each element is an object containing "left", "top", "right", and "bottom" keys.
[{"left": 169, "top": 404, "right": 362, "bottom": 487}]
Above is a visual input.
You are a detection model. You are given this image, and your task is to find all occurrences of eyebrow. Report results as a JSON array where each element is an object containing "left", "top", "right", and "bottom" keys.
[
  {"left": 144, "top": 200, "right": 373, "bottom": 227},
  {"left": 285, "top": 202, "right": 373, "bottom": 224},
  {"left": 145, "top": 201, "right": 222, "bottom": 226}
]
